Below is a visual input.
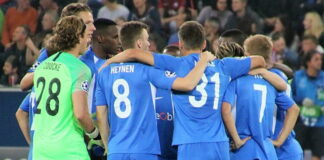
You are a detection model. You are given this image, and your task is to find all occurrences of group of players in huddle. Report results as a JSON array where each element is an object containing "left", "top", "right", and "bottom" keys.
[{"left": 14, "top": 2, "right": 303, "bottom": 160}]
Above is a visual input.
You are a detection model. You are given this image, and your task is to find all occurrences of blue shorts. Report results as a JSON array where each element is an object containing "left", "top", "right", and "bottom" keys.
[
  {"left": 231, "top": 138, "right": 277, "bottom": 160},
  {"left": 108, "top": 153, "right": 158, "bottom": 160},
  {"left": 177, "top": 142, "right": 230, "bottom": 160},
  {"left": 276, "top": 138, "right": 303, "bottom": 160}
]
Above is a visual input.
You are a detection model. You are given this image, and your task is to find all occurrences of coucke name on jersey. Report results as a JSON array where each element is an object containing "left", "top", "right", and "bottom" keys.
[
  {"left": 156, "top": 112, "right": 173, "bottom": 121},
  {"left": 43, "top": 62, "right": 61, "bottom": 71},
  {"left": 111, "top": 65, "right": 135, "bottom": 74}
]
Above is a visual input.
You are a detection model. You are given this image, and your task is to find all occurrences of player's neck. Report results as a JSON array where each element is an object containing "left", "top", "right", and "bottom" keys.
[
  {"left": 64, "top": 48, "right": 79, "bottom": 58},
  {"left": 306, "top": 67, "right": 319, "bottom": 77},
  {"left": 92, "top": 46, "right": 106, "bottom": 59},
  {"left": 182, "top": 49, "right": 202, "bottom": 56}
]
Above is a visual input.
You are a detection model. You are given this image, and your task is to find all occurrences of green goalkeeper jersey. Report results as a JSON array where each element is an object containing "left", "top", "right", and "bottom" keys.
[{"left": 33, "top": 52, "right": 91, "bottom": 160}]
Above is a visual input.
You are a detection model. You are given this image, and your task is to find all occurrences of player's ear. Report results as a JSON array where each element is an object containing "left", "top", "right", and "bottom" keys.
[
  {"left": 179, "top": 40, "right": 184, "bottom": 50},
  {"left": 202, "top": 40, "right": 207, "bottom": 50},
  {"left": 136, "top": 39, "right": 142, "bottom": 49}
]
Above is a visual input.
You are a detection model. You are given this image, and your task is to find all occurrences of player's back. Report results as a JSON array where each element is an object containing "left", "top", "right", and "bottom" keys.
[
  {"left": 98, "top": 62, "right": 161, "bottom": 154},
  {"left": 33, "top": 52, "right": 91, "bottom": 159},
  {"left": 172, "top": 58, "right": 233, "bottom": 145},
  {"left": 230, "top": 75, "right": 277, "bottom": 160}
]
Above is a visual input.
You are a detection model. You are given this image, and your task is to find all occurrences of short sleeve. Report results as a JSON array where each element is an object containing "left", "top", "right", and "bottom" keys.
[
  {"left": 153, "top": 53, "right": 182, "bottom": 72},
  {"left": 95, "top": 69, "right": 107, "bottom": 106},
  {"left": 72, "top": 65, "right": 92, "bottom": 93},
  {"left": 222, "top": 80, "right": 237, "bottom": 107},
  {"left": 275, "top": 92, "right": 295, "bottom": 110},
  {"left": 222, "top": 57, "right": 251, "bottom": 79},
  {"left": 148, "top": 67, "right": 177, "bottom": 90},
  {"left": 28, "top": 48, "right": 48, "bottom": 72},
  {"left": 19, "top": 94, "right": 31, "bottom": 112}
]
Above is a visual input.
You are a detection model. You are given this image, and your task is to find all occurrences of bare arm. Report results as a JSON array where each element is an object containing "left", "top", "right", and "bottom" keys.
[
  {"left": 172, "top": 52, "right": 214, "bottom": 91},
  {"left": 100, "top": 49, "right": 154, "bottom": 72},
  {"left": 15, "top": 109, "right": 30, "bottom": 144},
  {"left": 20, "top": 72, "right": 34, "bottom": 91},
  {"left": 249, "top": 56, "right": 266, "bottom": 70},
  {"left": 97, "top": 106, "right": 109, "bottom": 151},
  {"left": 222, "top": 102, "right": 250, "bottom": 149},
  {"left": 72, "top": 91, "right": 95, "bottom": 133},
  {"left": 249, "top": 68, "right": 287, "bottom": 91},
  {"left": 272, "top": 104, "right": 300, "bottom": 147}
]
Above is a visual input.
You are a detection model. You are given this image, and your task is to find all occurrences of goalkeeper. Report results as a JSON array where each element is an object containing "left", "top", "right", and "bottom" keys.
[{"left": 32, "top": 16, "right": 101, "bottom": 159}]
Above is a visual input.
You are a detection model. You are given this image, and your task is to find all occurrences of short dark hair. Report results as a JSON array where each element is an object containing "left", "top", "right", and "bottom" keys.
[
  {"left": 178, "top": 21, "right": 205, "bottom": 50},
  {"left": 119, "top": 21, "right": 149, "bottom": 49},
  {"left": 163, "top": 45, "right": 181, "bottom": 57},
  {"left": 220, "top": 29, "right": 247, "bottom": 47},
  {"left": 303, "top": 50, "right": 321, "bottom": 68},
  {"left": 93, "top": 18, "right": 117, "bottom": 42},
  {"left": 5, "top": 55, "right": 19, "bottom": 69},
  {"left": 271, "top": 32, "right": 284, "bottom": 41},
  {"left": 18, "top": 25, "right": 31, "bottom": 37},
  {"left": 46, "top": 16, "right": 86, "bottom": 55},
  {"left": 60, "top": 3, "right": 92, "bottom": 18},
  {"left": 302, "top": 34, "right": 318, "bottom": 45}
]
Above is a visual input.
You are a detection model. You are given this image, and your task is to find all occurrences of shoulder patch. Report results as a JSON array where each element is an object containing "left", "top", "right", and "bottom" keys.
[{"left": 81, "top": 80, "right": 89, "bottom": 92}]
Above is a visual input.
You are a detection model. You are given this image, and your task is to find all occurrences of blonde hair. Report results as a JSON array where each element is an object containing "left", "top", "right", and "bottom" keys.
[
  {"left": 304, "top": 12, "right": 324, "bottom": 38},
  {"left": 244, "top": 34, "right": 273, "bottom": 61},
  {"left": 215, "top": 41, "right": 245, "bottom": 58}
]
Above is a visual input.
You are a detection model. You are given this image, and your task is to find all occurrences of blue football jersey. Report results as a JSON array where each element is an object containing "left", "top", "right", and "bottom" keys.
[
  {"left": 270, "top": 68, "right": 303, "bottom": 160},
  {"left": 223, "top": 75, "right": 295, "bottom": 160},
  {"left": 28, "top": 48, "right": 49, "bottom": 73},
  {"left": 95, "top": 62, "right": 177, "bottom": 155},
  {"left": 79, "top": 47, "right": 105, "bottom": 115},
  {"left": 155, "top": 88, "right": 177, "bottom": 159},
  {"left": 153, "top": 53, "right": 251, "bottom": 145},
  {"left": 19, "top": 89, "right": 37, "bottom": 160}
]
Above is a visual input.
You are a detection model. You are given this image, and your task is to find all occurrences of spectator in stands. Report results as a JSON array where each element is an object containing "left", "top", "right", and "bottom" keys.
[
  {"left": 269, "top": 15, "right": 297, "bottom": 50},
  {"left": 0, "top": 55, "right": 19, "bottom": 86},
  {"left": 303, "top": 11, "right": 324, "bottom": 48},
  {"left": 128, "top": 0, "right": 162, "bottom": 36},
  {"left": 197, "top": 0, "right": 232, "bottom": 30},
  {"left": 225, "top": 0, "right": 263, "bottom": 35},
  {"left": 292, "top": 50, "right": 324, "bottom": 160},
  {"left": 97, "top": 0, "right": 129, "bottom": 21},
  {"left": 204, "top": 17, "right": 220, "bottom": 47},
  {"left": 167, "top": 8, "right": 192, "bottom": 46},
  {"left": 1, "top": 0, "right": 38, "bottom": 49},
  {"left": 33, "top": 10, "right": 58, "bottom": 49},
  {"left": 36, "top": 0, "right": 59, "bottom": 33},
  {"left": 1, "top": 25, "right": 34, "bottom": 78},
  {"left": 299, "top": 35, "right": 324, "bottom": 69},
  {"left": 271, "top": 32, "right": 299, "bottom": 71},
  {"left": 158, "top": 0, "right": 185, "bottom": 33}
]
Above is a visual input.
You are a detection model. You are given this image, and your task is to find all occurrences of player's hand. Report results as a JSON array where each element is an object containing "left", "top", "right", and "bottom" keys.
[
  {"left": 231, "top": 137, "right": 251, "bottom": 150},
  {"left": 248, "top": 68, "right": 267, "bottom": 76},
  {"left": 87, "top": 138, "right": 104, "bottom": 150},
  {"left": 271, "top": 139, "right": 283, "bottom": 148},
  {"left": 201, "top": 51, "right": 216, "bottom": 62}
]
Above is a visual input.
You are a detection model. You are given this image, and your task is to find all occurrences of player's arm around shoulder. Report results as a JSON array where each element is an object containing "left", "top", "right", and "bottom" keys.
[
  {"left": 249, "top": 68, "right": 287, "bottom": 91},
  {"left": 100, "top": 49, "right": 154, "bottom": 72},
  {"left": 172, "top": 51, "right": 215, "bottom": 91},
  {"left": 249, "top": 55, "right": 266, "bottom": 70}
]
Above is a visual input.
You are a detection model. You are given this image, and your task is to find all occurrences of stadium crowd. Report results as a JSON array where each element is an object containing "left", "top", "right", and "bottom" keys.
[{"left": 0, "top": 0, "right": 323, "bottom": 160}]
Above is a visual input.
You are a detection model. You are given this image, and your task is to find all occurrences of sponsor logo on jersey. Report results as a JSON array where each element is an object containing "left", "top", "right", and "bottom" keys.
[{"left": 156, "top": 112, "right": 173, "bottom": 121}]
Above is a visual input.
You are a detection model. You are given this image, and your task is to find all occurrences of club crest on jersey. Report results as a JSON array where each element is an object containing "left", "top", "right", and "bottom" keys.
[
  {"left": 81, "top": 80, "right": 89, "bottom": 92},
  {"left": 165, "top": 71, "right": 176, "bottom": 78}
]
